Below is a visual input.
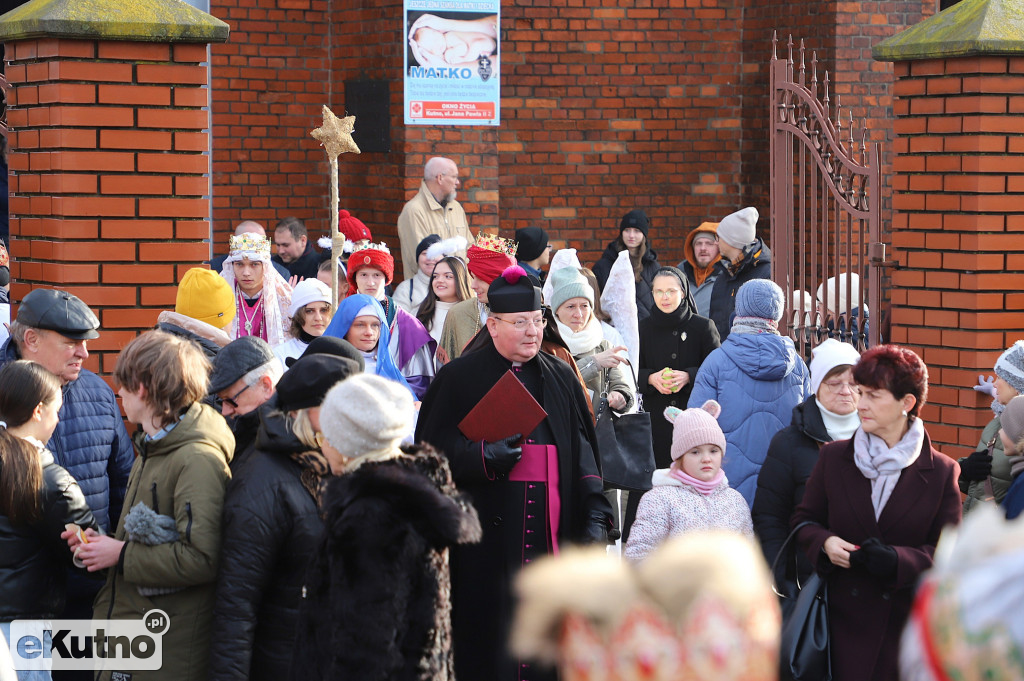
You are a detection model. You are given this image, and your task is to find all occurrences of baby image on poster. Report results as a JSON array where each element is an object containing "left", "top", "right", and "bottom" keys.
[{"left": 407, "top": 11, "right": 499, "bottom": 77}]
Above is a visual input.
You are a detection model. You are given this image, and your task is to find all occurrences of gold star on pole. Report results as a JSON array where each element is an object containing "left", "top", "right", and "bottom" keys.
[{"left": 310, "top": 105, "right": 360, "bottom": 159}]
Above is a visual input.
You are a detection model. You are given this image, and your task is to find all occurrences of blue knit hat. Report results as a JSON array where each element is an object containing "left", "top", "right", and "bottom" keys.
[{"left": 734, "top": 279, "right": 784, "bottom": 322}]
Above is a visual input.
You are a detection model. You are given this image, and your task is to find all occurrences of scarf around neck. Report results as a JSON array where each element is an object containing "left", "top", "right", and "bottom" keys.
[
  {"left": 555, "top": 316, "right": 605, "bottom": 356},
  {"left": 668, "top": 466, "right": 726, "bottom": 496},
  {"left": 730, "top": 316, "right": 779, "bottom": 335},
  {"left": 288, "top": 448, "right": 332, "bottom": 505},
  {"left": 853, "top": 417, "right": 925, "bottom": 519},
  {"left": 649, "top": 299, "right": 692, "bottom": 329},
  {"left": 816, "top": 398, "right": 861, "bottom": 441}
]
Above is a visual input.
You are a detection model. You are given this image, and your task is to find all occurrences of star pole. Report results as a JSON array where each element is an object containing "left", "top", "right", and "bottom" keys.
[{"left": 310, "top": 105, "right": 360, "bottom": 308}]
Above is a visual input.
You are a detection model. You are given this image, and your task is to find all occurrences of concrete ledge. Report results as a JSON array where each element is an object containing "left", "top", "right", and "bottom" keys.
[
  {"left": 874, "top": 0, "right": 1024, "bottom": 61},
  {"left": 0, "top": 0, "right": 229, "bottom": 44}
]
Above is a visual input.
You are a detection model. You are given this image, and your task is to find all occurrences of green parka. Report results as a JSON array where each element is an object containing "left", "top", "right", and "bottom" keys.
[
  {"left": 93, "top": 402, "right": 234, "bottom": 681},
  {"left": 960, "top": 414, "right": 1013, "bottom": 513}
]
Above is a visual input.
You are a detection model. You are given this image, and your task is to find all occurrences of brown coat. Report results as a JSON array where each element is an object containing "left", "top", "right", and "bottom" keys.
[{"left": 792, "top": 431, "right": 961, "bottom": 681}]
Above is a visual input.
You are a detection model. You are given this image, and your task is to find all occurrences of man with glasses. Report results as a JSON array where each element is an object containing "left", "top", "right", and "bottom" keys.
[
  {"left": 417, "top": 265, "right": 613, "bottom": 681},
  {"left": 397, "top": 156, "right": 475, "bottom": 280},
  {"left": 209, "top": 336, "right": 283, "bottom": 468}
]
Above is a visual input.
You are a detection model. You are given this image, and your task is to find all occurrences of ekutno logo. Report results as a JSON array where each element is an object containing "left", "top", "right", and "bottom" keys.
[{"left": 9, "top": 610, "right": 169, "bottom": 672}]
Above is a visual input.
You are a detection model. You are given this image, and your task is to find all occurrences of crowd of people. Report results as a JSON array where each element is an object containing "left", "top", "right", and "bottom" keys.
[{"left": 0, "top": 156, "right": 1018, "bottom": 680}]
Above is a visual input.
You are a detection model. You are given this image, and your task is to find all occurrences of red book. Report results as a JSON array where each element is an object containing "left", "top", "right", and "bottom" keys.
[{"left": 458, "top": 370, "right": 548, "bottom": 443}]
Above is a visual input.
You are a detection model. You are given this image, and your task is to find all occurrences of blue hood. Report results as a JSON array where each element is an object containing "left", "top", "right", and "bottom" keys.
[{"left": 720, "top": 333, "right": 800, "bottom": 381}]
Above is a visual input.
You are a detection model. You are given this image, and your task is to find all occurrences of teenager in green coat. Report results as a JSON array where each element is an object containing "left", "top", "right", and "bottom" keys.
[{"left": 66, "top": 330, "right": 234, "bottom": 681}]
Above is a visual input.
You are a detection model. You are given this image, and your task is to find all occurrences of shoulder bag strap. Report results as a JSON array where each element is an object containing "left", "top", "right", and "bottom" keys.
[{"left": 771, "top": 520, "right": 819, "bottom": 598}]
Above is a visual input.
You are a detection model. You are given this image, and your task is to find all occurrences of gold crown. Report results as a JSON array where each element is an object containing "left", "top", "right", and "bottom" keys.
[
  {"left": 229, "top": 233, "right": 271, "bottom": 256},
  {"left": 477, "top": 232, "right": 518, "bottom": 257},
  {"left": 349, "top": 240, "right": 391, "bottom": 255}
]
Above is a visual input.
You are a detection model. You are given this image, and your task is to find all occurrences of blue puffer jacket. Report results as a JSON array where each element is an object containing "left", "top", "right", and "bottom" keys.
[
  {"left": 688, "top": 332, "right": 811, "bottom": 508},
  {"left": 0, "top": 340, "right": 134, "bottom": 532}
]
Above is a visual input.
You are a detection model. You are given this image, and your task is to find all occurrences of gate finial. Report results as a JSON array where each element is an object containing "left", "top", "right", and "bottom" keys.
[
  {"left": 823, "top": 70, "right": 830, "bottom": 109},
  {"left": 799, "top": 39, "right": 806, "bottom": 84},
  {"left": 772, "top": 30, "right": 777, "bottom": 60},
  {"left": 811, "top": 52, "right": 818, "bottom": 96}
]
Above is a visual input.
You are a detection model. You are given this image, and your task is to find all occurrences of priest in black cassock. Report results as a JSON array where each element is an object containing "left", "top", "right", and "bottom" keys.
[{"left": 416, "top": 265, "right": 613, "bottom": 681}]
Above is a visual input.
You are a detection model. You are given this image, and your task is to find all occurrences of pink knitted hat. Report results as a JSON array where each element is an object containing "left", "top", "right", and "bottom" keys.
[{"left": 664, "top": 400, "right": 727, "bottom": 461}]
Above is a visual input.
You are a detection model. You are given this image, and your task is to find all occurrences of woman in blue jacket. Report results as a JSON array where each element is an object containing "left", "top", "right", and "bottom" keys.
[{"left": 688, "top": 279, "right": 811, "bottom": 507}]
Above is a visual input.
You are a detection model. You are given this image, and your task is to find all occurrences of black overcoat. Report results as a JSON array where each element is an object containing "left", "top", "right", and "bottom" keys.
[
  {"left": 752, "top": 395, "right": 831, "bottom": 583},
  {"left": 792, "top": 432, "right": 961, "bottom": 681},
  {"left": 637, "top": 311, "right": 720, "bottom": 467},
  {"left": 415, "top": 342, "right": 612, "bottom": 681}
]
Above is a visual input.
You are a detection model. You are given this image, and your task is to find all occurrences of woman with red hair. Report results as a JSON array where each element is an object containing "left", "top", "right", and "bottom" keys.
[{"left": 793, "top": 344, "right": 961, "bottom": 681}]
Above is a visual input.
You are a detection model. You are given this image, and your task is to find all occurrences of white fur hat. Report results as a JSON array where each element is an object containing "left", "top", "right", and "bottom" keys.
[
  {"left": 288, "top": 278, "right": 332, "bottom": 318},
  {"left": 716, "top": 207, "right": 758, "bottom": 249}
]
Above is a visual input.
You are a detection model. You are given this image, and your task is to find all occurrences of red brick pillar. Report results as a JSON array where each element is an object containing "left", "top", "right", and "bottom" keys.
[
  {"left": 0, "top": 1, "right": 229, "bottom": 375},
  {"left": 875, "top": 3, "right": 1024, "bottom": 457}
]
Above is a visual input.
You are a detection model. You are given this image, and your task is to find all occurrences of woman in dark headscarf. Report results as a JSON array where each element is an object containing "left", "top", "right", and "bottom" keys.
[{"left": 624, "top": 266, "right": 719, "bottom": 541}]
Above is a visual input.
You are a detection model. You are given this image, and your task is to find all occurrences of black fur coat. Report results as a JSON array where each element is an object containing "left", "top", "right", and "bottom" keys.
[{"left": 289, "top": 444, "right": 481, "bottom": 681}]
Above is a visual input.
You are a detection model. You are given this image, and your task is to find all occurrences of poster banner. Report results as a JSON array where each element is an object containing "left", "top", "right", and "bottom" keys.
[{"left": 404, "top": 0, "right": 500, "bottom": 126}]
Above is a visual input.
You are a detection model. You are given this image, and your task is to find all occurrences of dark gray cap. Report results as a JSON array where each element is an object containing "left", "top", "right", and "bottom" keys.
[
  {"left": 209, "top": 336, "right": 276, "bottom": 394},
  {"left": 277, "top": 354, "right": 359, "bottom": 412},
  {"left": 17, "top": 289, "right": 100, "bottom": 340}
]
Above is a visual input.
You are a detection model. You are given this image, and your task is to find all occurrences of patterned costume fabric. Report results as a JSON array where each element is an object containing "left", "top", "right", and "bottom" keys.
[{"left": 512, "top": 533, "right": 780, "bottom": 681}]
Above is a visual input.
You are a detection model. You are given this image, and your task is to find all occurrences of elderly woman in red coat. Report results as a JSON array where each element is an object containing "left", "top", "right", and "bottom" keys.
[{"left": 793, "top": 344, "right": 961, "bottom": 681}]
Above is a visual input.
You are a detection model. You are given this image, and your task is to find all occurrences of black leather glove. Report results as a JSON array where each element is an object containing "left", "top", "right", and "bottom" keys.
[
  {"left": 582, "top": 512, "right": 611, "bottom": 544},
  {"left": 849, "top": 537, "right": 898, "bottom": 580},
  {"left": 483, "top": 434, "right": 522, "bottom": 478},
  {"left": 959, "top": 449, "right": 993, "bottom": 483}
]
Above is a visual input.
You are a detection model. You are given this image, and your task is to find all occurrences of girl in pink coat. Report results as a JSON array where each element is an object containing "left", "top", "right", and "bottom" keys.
[{"left": 625, "top": 400, "right": 753, "bottom": 561}]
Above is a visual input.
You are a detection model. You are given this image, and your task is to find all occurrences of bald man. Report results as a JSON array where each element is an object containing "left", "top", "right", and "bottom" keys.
[{"left": 396, "top": 156, "right": 474, "bottom": 280}]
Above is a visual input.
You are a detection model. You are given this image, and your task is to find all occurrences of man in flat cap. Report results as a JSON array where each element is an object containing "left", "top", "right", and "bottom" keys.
[
  {"left": 0, "top": 288, "right": 134, "bottom": 627},
  {"left": 209, "top": 336, "right": 283, "bottom": 469},
  {"left": 417, "top": 265, "right": 613, "bottom": 681}
]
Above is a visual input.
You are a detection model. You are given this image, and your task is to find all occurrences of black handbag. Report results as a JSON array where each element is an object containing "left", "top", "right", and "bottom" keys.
[
  {"left": 593, "top": 375, "right": 655, "bottom": 492},
  {"left": 772, "top": 521, "right": 832, "bottom": 681}
]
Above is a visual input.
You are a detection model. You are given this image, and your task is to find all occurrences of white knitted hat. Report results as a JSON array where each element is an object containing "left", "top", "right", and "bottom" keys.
[
  {"left": 288, "top": 278, "right": 332, "bottom": 318},
  {"left": 716, "top": 207, "right": 758, "bottom": 249},
  {"left": 808, "top": 338, "right": 861, "bottom": 396},
  {"left": 319, "top": 373, "right": 413, "bottom": 459},
  {"left": 994, "top": 340, "right": 1024, "bottom": 395}
]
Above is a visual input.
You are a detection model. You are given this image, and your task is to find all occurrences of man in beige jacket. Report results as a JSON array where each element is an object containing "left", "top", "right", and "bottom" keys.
[{"left": 397, "top": 156, "right": 474, "bottom": 279}]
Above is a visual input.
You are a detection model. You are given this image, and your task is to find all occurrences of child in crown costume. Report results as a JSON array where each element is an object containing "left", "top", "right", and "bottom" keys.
[
  {"left": 220, "top": 232, "right": 293, "bottom": 347},
  {"left": 339, "top": 240, "right": 437, "bottom": 399}
]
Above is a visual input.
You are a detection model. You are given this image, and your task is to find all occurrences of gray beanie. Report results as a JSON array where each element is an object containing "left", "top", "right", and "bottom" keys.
[
  {"left": 319, "top": 373, "right": 413, "bottom": 459},
  {"left": 734, "top": 279, "right": 785, "bottom": 322},
  {"left": 1001, "top": 394, "right": 1024, "bottom": 453},
  {"left": 716, "top": 207, "right": 758, "bottom": 249},
  {"left": 994, "top": 340, "right": 1024, "bottom": 395},
  {"left": 549, "top": 267, "right": 593, "bottom": 314}
]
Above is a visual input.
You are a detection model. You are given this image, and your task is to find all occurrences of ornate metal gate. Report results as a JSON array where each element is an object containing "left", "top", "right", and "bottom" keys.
[{"left": 770, "top": 33, "right": 883, "bottom": 355}]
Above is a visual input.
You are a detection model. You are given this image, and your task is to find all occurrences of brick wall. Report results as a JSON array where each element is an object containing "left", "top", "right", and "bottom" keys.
[
  {"left": 209, "top": 0, "right": 331, "bottom": 254},
  {"left": 888, "top": 55, "right": 1024, "bottom": 457},
  {"left": 6, "top": 38, "right": 213, "bottom": 375},
  {"left": 495, "top": 1, "right": 745, "bottom": 268}
]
